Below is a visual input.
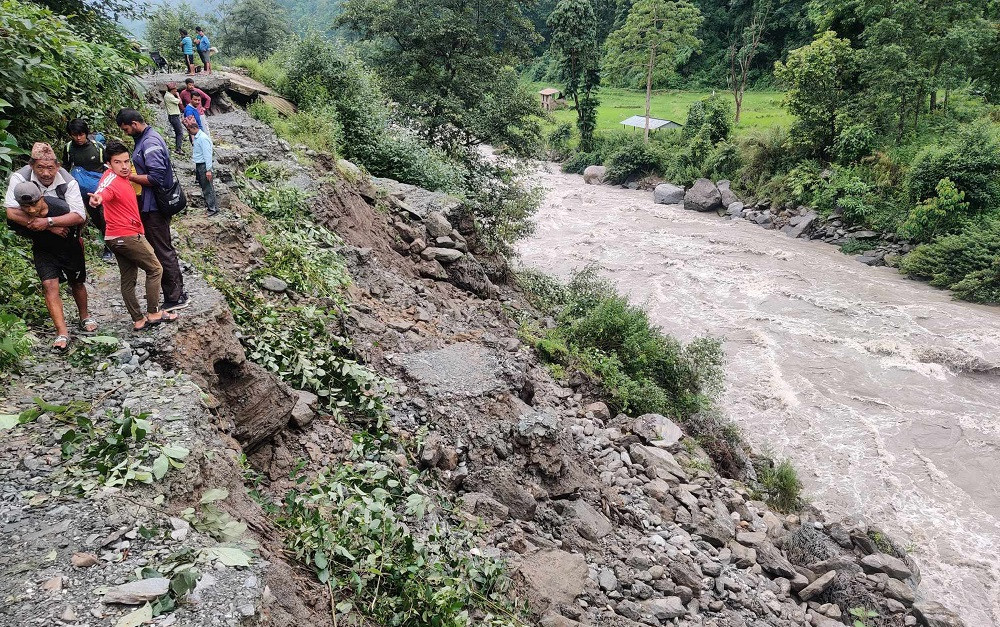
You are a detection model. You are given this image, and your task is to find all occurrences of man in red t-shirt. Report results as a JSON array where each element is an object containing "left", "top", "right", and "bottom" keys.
[{"left": 90, "top": 141, "right": 177, "bottom": 330}]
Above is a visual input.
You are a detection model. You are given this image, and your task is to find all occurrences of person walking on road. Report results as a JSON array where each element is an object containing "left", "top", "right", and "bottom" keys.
[
  {"left": 63, "top": 118, "right": 113, "bottom": 263},
  {"left": 164, "top": 82, "right": 185, "bottom": 155},
  {"left": 5, "top": 176, "right": 93, "bottom": 350},
  {"left": 184, "top": 117, "right": 219, "bottom": 216},
  {"left": 90, "top": 140, "right": 177, "bottom": 330},
  {"left": 116, "top": 108, "right": 190, "bottom": 311}
]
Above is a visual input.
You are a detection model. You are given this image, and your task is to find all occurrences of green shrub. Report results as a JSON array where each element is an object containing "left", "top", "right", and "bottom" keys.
[
  {"left": 561, "top": 151, "right": 598, "bottom": 174},
  {"left": 248, "top": 101, "right": 279, "bottom": 126},
  {"left": 0, "top": 313, "right": 31, "bottom": 373},
  {"left": 605, "top": 136, "right": 665, "bottom": 184},
  {"left": 814, "top": 168, "right": 877, "bottom": 224},
  {"left": 899, "top": 178, "right": 972, "bottom": 243},
  {"left": 537, "top": 270, "right": 724, "bottom": 419},
  {"left": 834, "top": 121, "right": 876, "bottom": 164},
  {"left": 229, "top": 55, "right": 289, "bottom": 91},
  {"left": 0, "top": 0, "right": 146, "bottom": 174},
  {"left": 755, "top": 458, "right": 803, "bottom": 512},
  {"left": 905, "top": 123, "right": 1000, "bottom": 214},
  {"left": 545, "top": 123, "right": 574, "bottom": 161},
  {"left": 272, "top": 105, "right": 343, "bottom": 156},
  {"left": 900, "top": 217, "right": 1000, "bottom": 303},
  {"left": 458, "top": 159, "right": 541, "bottom": 256}
]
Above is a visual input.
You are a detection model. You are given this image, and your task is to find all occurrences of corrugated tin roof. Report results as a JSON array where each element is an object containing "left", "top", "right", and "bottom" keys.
[{"left": 621, "top": 115, "right": 682, "bottom": 130}]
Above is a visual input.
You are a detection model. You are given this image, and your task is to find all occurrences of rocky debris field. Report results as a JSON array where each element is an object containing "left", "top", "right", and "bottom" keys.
[{"left": 0, "top": 74, "right": 965, "bottom": 627}]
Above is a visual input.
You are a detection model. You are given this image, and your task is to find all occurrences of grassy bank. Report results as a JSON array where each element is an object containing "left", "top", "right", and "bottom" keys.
[{"left": 527, "top": 83, "right": 790, "bottom": 136}]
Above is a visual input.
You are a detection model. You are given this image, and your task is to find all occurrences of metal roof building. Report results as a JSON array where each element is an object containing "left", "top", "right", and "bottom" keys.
[{"left": 620, "top": 115, "right": 682, "bottom": 131}]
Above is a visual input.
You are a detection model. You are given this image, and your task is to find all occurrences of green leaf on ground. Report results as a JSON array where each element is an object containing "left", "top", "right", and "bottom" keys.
[
  {"left": 115, "top": 603, "right": 152, "bottom": 627},
  {"left": 152, "top": 454, "right": 169, "bottom": 480},
  {"left": 0, "top": 414, "right": 18, "bottom": 430},
  {"left": 200, "top": 487, "right": 229, "bottom": 504},
  {"left": 200, "top": 546, "right": 252, "bottom": 567}
]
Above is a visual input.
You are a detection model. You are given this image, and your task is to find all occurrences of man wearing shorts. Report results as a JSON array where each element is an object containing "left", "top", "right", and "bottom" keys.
[
  {"left": 5, "top": 181, "right": 91, "bottom": 350},
  {"left": 180, "top": 29, "right": 195, "bottom": 75},
  {"left": 195, "top": 27, "right": 212, "bottom": 74}
]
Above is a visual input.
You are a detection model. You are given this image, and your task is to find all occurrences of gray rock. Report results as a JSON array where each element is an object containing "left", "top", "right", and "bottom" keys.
[
  {"left": 786, "top": 212, "right": 818, "bottom": 238},
  {"left": 565, "top": 499, "right": 613, "bottom": 542},
  {"left": 445, "top": 254, "right": 498, "bottom": 299},
  {"left": 336, "top": 158, "right": 362, "bottom": 179},
  {"left": 583, "top": 165, "right": 607, "bottom": 185},
  {"left": 754, "top": 213, "right": 773, "bottom": 226},
  {"left": 631, "top": 413, "right": 683, "bottom": 448},
  {"left": 423, "top": 247, "right": 464, "bottom": 263},
  {"left": 683, "top": 178, "right": 723, "bottom": 212},
  {"left": 103, "top": 578, "right": 170, "bottom": 604},
  {"left": 516, "top": 549, "right": 587, "bottom": 613},
  {"left": 797, "top": 570, "right": 836, "bottom": 601},
  {"left": 424, "top": 211, "right": 453, "bottom": 238},
  {"left": 884, "top": 578, "right": 915, "bottom": 605},
  {"left": 693, "top": 508, "right": 735, "bottom": 547},
  {"left": 853, "top": 230, "right": 880, "bottom": 239},
  {"left": 642, "top": 596, "right": 686, "bottom": 621},
  {"left": 290, "top": 389, "right": 318, "bottom": 428},
  {"left": 727, "top": 201, "right": 744, "bottom": 217},
  {"left": 755, "top": 541, "right": 797, "bottom": 578},
  {"left": 860, "top": 553, "right": 912, "bottom": 580},
  {"left": 717, "top": 180, "right": 738, "bottom": 207},
  {"left": 598, "top": 567, "right": 618, "bottom": 591},
  {"left": 653, "top": 183, "right": 685, "bottom": 205},
  {"left": 260, "top": 275, "right": 288, "bottom": 292},
  {"left": 855, "top": 255, "right": 883, "bottom": 266},
  {"left": 616, "top": 600, "right": 643, "bottom": 621},
  {"left": 729, "top": 541, "right": 757, "bottom": 568},
  {"left": 631, "top": 445, "right": 686, "bottom": 481},
  {"left": 911, "top": 600, "right": 965, "bottom": 627}
]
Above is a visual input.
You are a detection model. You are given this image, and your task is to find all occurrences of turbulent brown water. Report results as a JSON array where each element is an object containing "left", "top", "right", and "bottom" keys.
[{"left": 518, "top": 164, "right": 1000, "bottom": 625}]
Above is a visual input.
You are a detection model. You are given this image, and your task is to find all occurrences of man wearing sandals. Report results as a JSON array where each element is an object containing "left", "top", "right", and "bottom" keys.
[
  {"left": 4, "top": 143, "right": 96, "bottom": 350},
  {"left": 89, "top": 140, "right": 178, "bottom": 330}
]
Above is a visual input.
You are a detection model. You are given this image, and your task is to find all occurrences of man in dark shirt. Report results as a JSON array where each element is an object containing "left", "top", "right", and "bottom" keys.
[
  {"left": 63, "top": 118, "right": 112, "bottom": 262},
  {"left": 117, "top": 108, "right": 189, "bottom": 311},
  {"left": 5, "top": 180, "right": 93, "bottom": 350}
]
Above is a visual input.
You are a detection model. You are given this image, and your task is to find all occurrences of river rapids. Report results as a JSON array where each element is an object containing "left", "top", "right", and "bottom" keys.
[{"left": 518, "top": 164, "right": 1000, "bottom": 625}]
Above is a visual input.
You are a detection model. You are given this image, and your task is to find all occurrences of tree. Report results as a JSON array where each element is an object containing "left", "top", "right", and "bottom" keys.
[
  {"left": 774, "top": 31, "right": 857, "bottom": 158},
  {"left": 727, "top": 1, "right": 770, "bottom": 124},
  {"left": 548, "top": 0, "right": 602, "bottom": 151},
  {"left": 216, "top": 0, "right": 291, "bottom": 59},
  {"left": 145, "top": 2, "right": 205, "bottom": 59},
  {"left": 337, "top": 0, "right": 541, "bottom": 152},
  {"left": 602, "top": 0, "right": 702, "bottom": 141}
]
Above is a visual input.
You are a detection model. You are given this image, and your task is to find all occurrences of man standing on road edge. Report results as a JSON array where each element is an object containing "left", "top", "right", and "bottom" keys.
[{"left": 116, "top": 108, "right": 190, "bottom": 311}]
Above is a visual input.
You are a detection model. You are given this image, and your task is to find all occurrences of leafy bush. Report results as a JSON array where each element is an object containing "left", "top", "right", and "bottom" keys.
[
  {"left": 458, "top": 158, "right": 541, "bottom": 256},
  {"left": 247, "top": 101, "right": 279, "bottom": 126},
  {"left": 229, "top": 55, "right": 289, "bottom": 91},
  {"left": 253, "top": 224, "right": 350, "bottom": 299},
  {"left": 528, "top": 270, "right": 724, "bottom": 419},
  {"left": 272, "top": 105, "right": 344, "bottom": 156},
  {"left": 834, "top": 121, "right": 876, "bottom": 164},
  {"left": 545, "top": 123, "right": 574, "bottom": 161},
  {"left": 605, "top": 136, "right": 665, "bottom": 183},
  {"left": 0, "top": 314, "right": 31, "bottom": 373},
  {"left": 905, "top": 123, "right": 1000, "bottom": 214},
  {"left": 755, "top": 458, "right": 803, "bottom": 512},
  {"left": 561, "top": 151, "right": 598, "bottom": 174},
  {"left": 276, "top": 442, "right": 521, "bottom": 627},
  {"left": 0, "top": 0, "right": 146, "bottom": 174},
  {"left": 899, "top": 178, "right": 972, "bottom": 243},
  {"left": 814, "top": 168, "right": 877, "bottom": 224},
  {"left": 683, "top": 95, "right": 733, "bottom": 144},
  {"left": 900, "top": 217, "right": 1000, "bottom": 303}
]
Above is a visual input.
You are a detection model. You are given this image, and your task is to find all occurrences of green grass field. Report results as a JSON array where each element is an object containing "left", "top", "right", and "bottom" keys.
[{"left": 529, "top": 83, "right": 792, "bottom": 137}]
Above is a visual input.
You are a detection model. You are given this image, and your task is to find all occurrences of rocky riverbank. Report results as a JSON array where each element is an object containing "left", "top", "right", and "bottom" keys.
[
  {"left": 0, "top": 73, "right": 965, "bottom": 627},
  {"left": 632, "top": 176, "right": 911, "bottom": 269}
]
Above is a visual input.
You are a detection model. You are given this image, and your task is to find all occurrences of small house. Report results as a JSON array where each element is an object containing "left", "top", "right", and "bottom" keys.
[{"left": 539, "top": 87, "right": 562, "bottom": 112}]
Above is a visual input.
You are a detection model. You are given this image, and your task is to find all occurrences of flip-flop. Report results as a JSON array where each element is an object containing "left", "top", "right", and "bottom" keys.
[
  {"left": 147, "top": 311, "right": 179, "bottom": 326},
  {"left": 133, "top": 317, "right": 150, "bottom": 331},
  {"left": 51, "top": 335, "right": 70, "bottom": 352},
  {"left": 79, "top": 317, "right": 98, "bottom": 333}
]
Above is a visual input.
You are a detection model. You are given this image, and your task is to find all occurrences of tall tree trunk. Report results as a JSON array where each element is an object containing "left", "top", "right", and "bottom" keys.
[
  {"left": 735, "top": 92, "right": 743, "bottom": 124},
  {"left": 644, "top": 43, "right": 655, "bottom": 143},
  {"left": 930, "top": 90, "right": 937, "bottom": 112}
]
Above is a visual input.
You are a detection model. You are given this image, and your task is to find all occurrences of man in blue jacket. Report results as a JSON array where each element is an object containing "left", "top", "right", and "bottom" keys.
[{"left": 116, "top": 108, "right": 190, "bottom": 311}]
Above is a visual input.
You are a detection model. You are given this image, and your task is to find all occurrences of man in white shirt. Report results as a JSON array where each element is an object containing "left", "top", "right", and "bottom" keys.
[{"left": 5, "top": 142, "right": 86, "bottom": 220}]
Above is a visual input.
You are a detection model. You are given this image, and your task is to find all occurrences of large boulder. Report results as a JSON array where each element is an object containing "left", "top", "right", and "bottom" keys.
[
  {"left": 583, "top": 165, "right": 607, "bottom": 185},
  {"left": 911, "top": 601, "right": 966, "bottom": 627},
  {"left": 684, "top": 178, "right": 723, "bottom": 212},
  {"left": 515, "top": 549, "right": 588, "bottom": 615},
  {"left": 653, "top": 183, "right": 685, "bottom": 205},
  {"left": 717, "top": 179, "right": 738, "bottom": 207}
]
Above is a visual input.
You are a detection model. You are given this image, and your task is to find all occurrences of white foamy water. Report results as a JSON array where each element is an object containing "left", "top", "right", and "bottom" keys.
[{"left": 518, "top": 165, "right": 1000, "bottom": 625}]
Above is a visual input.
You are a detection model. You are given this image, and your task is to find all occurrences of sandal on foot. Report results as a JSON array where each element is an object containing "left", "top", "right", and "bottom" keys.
[
  {"left": 52, "top": 335, "right": 70, "bottom": 351},
  {"left": 147, "top": 311, "right": 179, "bottom": 326},
  {"left": 133, "top": 317, "right": 150, "bottom": 331},
  {"left": 80, "top": 317, "right": 98, "bottom": 333}
]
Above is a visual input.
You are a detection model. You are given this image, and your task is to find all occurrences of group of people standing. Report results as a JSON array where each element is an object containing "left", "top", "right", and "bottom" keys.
[
  {"left": 179, "top": 27, "right": 212, "bottom": 76},
  {"left": 3, "top": 102, "right": 217, "bottom": 350},
  {"left": 164, "top": 79, "right": 218, "bottom": 216}
]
